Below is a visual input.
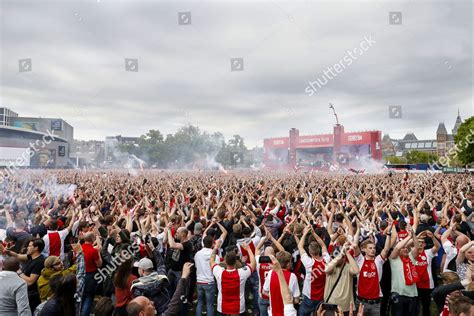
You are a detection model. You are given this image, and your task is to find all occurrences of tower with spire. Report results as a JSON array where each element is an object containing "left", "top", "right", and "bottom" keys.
[
  {"left": 436, "top": 110, "right": 462, "bottom": 156},
  {"left": 452, "top": 109, "right": 462, "bottom": 135}
]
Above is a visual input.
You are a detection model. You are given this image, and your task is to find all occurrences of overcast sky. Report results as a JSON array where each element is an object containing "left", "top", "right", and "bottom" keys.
[{"left": 1, "top": 0, "right": 472, "bottom": 147}]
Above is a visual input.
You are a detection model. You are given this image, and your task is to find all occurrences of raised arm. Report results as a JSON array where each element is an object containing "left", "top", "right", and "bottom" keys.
[
  {"left": 441, "top": 226, "right": 452, "bottom": 245},
  {"left": 241, "top": 242, "right": 256, "bottom": 272},
  {"left": 255, "top": 232, "right": 268, "bottom": 257},
  {"left": 327, "top": 210, "right": 335, "bottom": 235},
  {"left": 325, "top": 251, "right": 344, "bottom": 275},
  {"left": 210, "top": 239, "right": 222, "bottom": 268},
  {"left": 410, "top": 226, "right": 420, "bottom": 258},
  {"left": 389, "top": 235, "right": 412, "bottom": 260},
  {"left": 456, "top": 240, "right": 474, "bottom": 264},
  {"left": 166, "top": 225, "right": 184, "bottom": 250},
  {"left": 298, "top": 227, "right": 311, "bottom": 256},
  {"left": 270, "top": 255, "right": 293, "bottom": 305},
  {"left": 216, "top": 222, "right": 228, "bottom": 243},
  {"left": 381, "top": 223, "right": 394, "bottom": 259},
  {"left": 423, "top": 230, "right": 441, "bottom": 255},
  {"left": 346, "top": 247, "right": 359, "bottom": 276}
]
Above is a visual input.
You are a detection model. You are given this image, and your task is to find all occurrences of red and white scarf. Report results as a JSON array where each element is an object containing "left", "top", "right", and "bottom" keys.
[{"left": 401, "top": 256, "right": 419, "bottom": 285}]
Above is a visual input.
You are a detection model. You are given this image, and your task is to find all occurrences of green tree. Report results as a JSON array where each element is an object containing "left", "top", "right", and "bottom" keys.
[
  {"left": 385, "top": 156, "right": 406, "bottom": 164},
  {"left": 226, "top": 135, "right": 247, "bottom": 167},
  {"left": 405, "top": 150, "right": 438, "bottom": 164},
  {"left": 453, "top": 116, "right": 474, "bottom": 166},
  {"left": 117, "top": 125, "right": 252, "bottom": 168}
]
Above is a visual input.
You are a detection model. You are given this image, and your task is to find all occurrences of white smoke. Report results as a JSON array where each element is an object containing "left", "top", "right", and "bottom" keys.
[
  {"left": 41, "top": 176, "right": 77, "bottom": 198},
  {"left": 352, "top": 156, "right": 385, "bottom": 174}
]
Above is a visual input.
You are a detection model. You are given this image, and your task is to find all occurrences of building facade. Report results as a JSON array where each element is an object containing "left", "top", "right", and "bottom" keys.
[
  {"left": 382, "top": 111, "right": 463, "bottom": 157},
  {"left": 0, "top": 107, "right": 73, "bottom": 168},
  {"left": 70, "top": 140, "right": 105, "bottom": 167}
]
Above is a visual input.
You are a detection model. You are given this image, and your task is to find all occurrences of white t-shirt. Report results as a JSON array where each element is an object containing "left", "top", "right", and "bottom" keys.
[
  {"left": 442, "top": 240, "right": 458, "bottom": 272},
  {"left": 194, "top": 247, "right": 219, "bottom": 284}
]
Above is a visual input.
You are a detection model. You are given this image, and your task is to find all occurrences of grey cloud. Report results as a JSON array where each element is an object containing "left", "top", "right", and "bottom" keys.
[{"left": 0, "top": 0, "right": 471, "bottom": 147}]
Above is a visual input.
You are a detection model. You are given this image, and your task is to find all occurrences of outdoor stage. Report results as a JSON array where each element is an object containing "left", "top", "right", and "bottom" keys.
[{"left": 263, "top": 125, "right": 382, "bottom": 170}]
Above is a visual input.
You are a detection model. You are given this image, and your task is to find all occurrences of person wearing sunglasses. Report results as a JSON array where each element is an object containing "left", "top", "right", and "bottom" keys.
[{"left": 38, "top": 255, "right": 77, "bottom": 302}]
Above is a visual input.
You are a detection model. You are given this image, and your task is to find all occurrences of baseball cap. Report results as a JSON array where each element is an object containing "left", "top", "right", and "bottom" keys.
[
  {"left": 194, "top": 223, "right": 203, "bottom": 234},
  {"left": 135, "top": 258, "right": 153, "bottom": 270},
  {"left": 420, "top": 214, "right": 429, "bottom": 222}
]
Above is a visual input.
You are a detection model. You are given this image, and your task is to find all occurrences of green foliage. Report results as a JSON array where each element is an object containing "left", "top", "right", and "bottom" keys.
[
  {"left": 385, "top": 156, "right": 406, "bottom": 164},
  {"left": 117, "top": 124, "right": 249, "bottom": 168},
  {"left": 453, "top": 116, "right": 474, "bottom": 165},
  {"left": 405, "top": 150, "right": 438, "bottom": 164}
]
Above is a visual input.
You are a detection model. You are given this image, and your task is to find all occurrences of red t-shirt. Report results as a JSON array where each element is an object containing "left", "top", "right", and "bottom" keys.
[
  {"left": 398, "top": 230, "right": 409, "bottom": 240},
  {"left": 257, "top": 258, "right": 272, "bottom": 300},
  {"left": 415, "top": 250, "right": 436, "bottom": 289},
  {"left": 115, "top": 274, "right": 137, "bottom": 307},
  {"left": 82, "top": 243, "right": 100, "bottom": 273},
  {"left": 356, "top": 256, "right": 384, "bottom": 299}
]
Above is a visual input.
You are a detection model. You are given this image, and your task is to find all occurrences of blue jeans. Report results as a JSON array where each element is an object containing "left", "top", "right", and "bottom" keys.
[
  {"left": 81, "top": 272, "right": 98, "bottom": 316},
  {"left": 298, "top": 295, "right": 320, "bottom": 316},
  {"left": 246, "top": 271, "right": 259, "bottom": 313},
  {"left": 259, "top": 296, "right": 270, "bottom": 316},
  {"left": 167, "top": 269, "right": 182, "bottom": 297},
  {"left": 197, "top": 283, "right": 215, "bottom": 316}
]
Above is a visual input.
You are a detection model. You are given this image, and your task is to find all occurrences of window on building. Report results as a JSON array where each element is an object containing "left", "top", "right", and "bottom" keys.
[
  {"left": 425, "top": 142, "right": 431, "bottom": 148},
  {"left": 405, "top": 143, "right": 411, "bottom": 149},
  {"left": 418, "top": 143, "right": 425, "bottom": 148}
]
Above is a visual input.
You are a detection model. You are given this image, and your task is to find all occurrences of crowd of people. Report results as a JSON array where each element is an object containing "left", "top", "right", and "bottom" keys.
[{"left": 0, "top": 169, "right": 473, "bottom": 316}]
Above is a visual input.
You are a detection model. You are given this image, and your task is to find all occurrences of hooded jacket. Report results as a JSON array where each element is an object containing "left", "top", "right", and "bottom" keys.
[
  {"left": 131, "top": 272, "right": 170, "bottom": 314},
  {"left": 38, "top": 265, "right": 76, "bottom": 302},
  {"left": 130, "top": 248, "right": 170, "bottom": 314}
]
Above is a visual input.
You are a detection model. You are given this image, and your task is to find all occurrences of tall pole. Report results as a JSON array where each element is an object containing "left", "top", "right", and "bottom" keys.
[{"left": 329, "top": 103, "right": 340, "bottom": 125}]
